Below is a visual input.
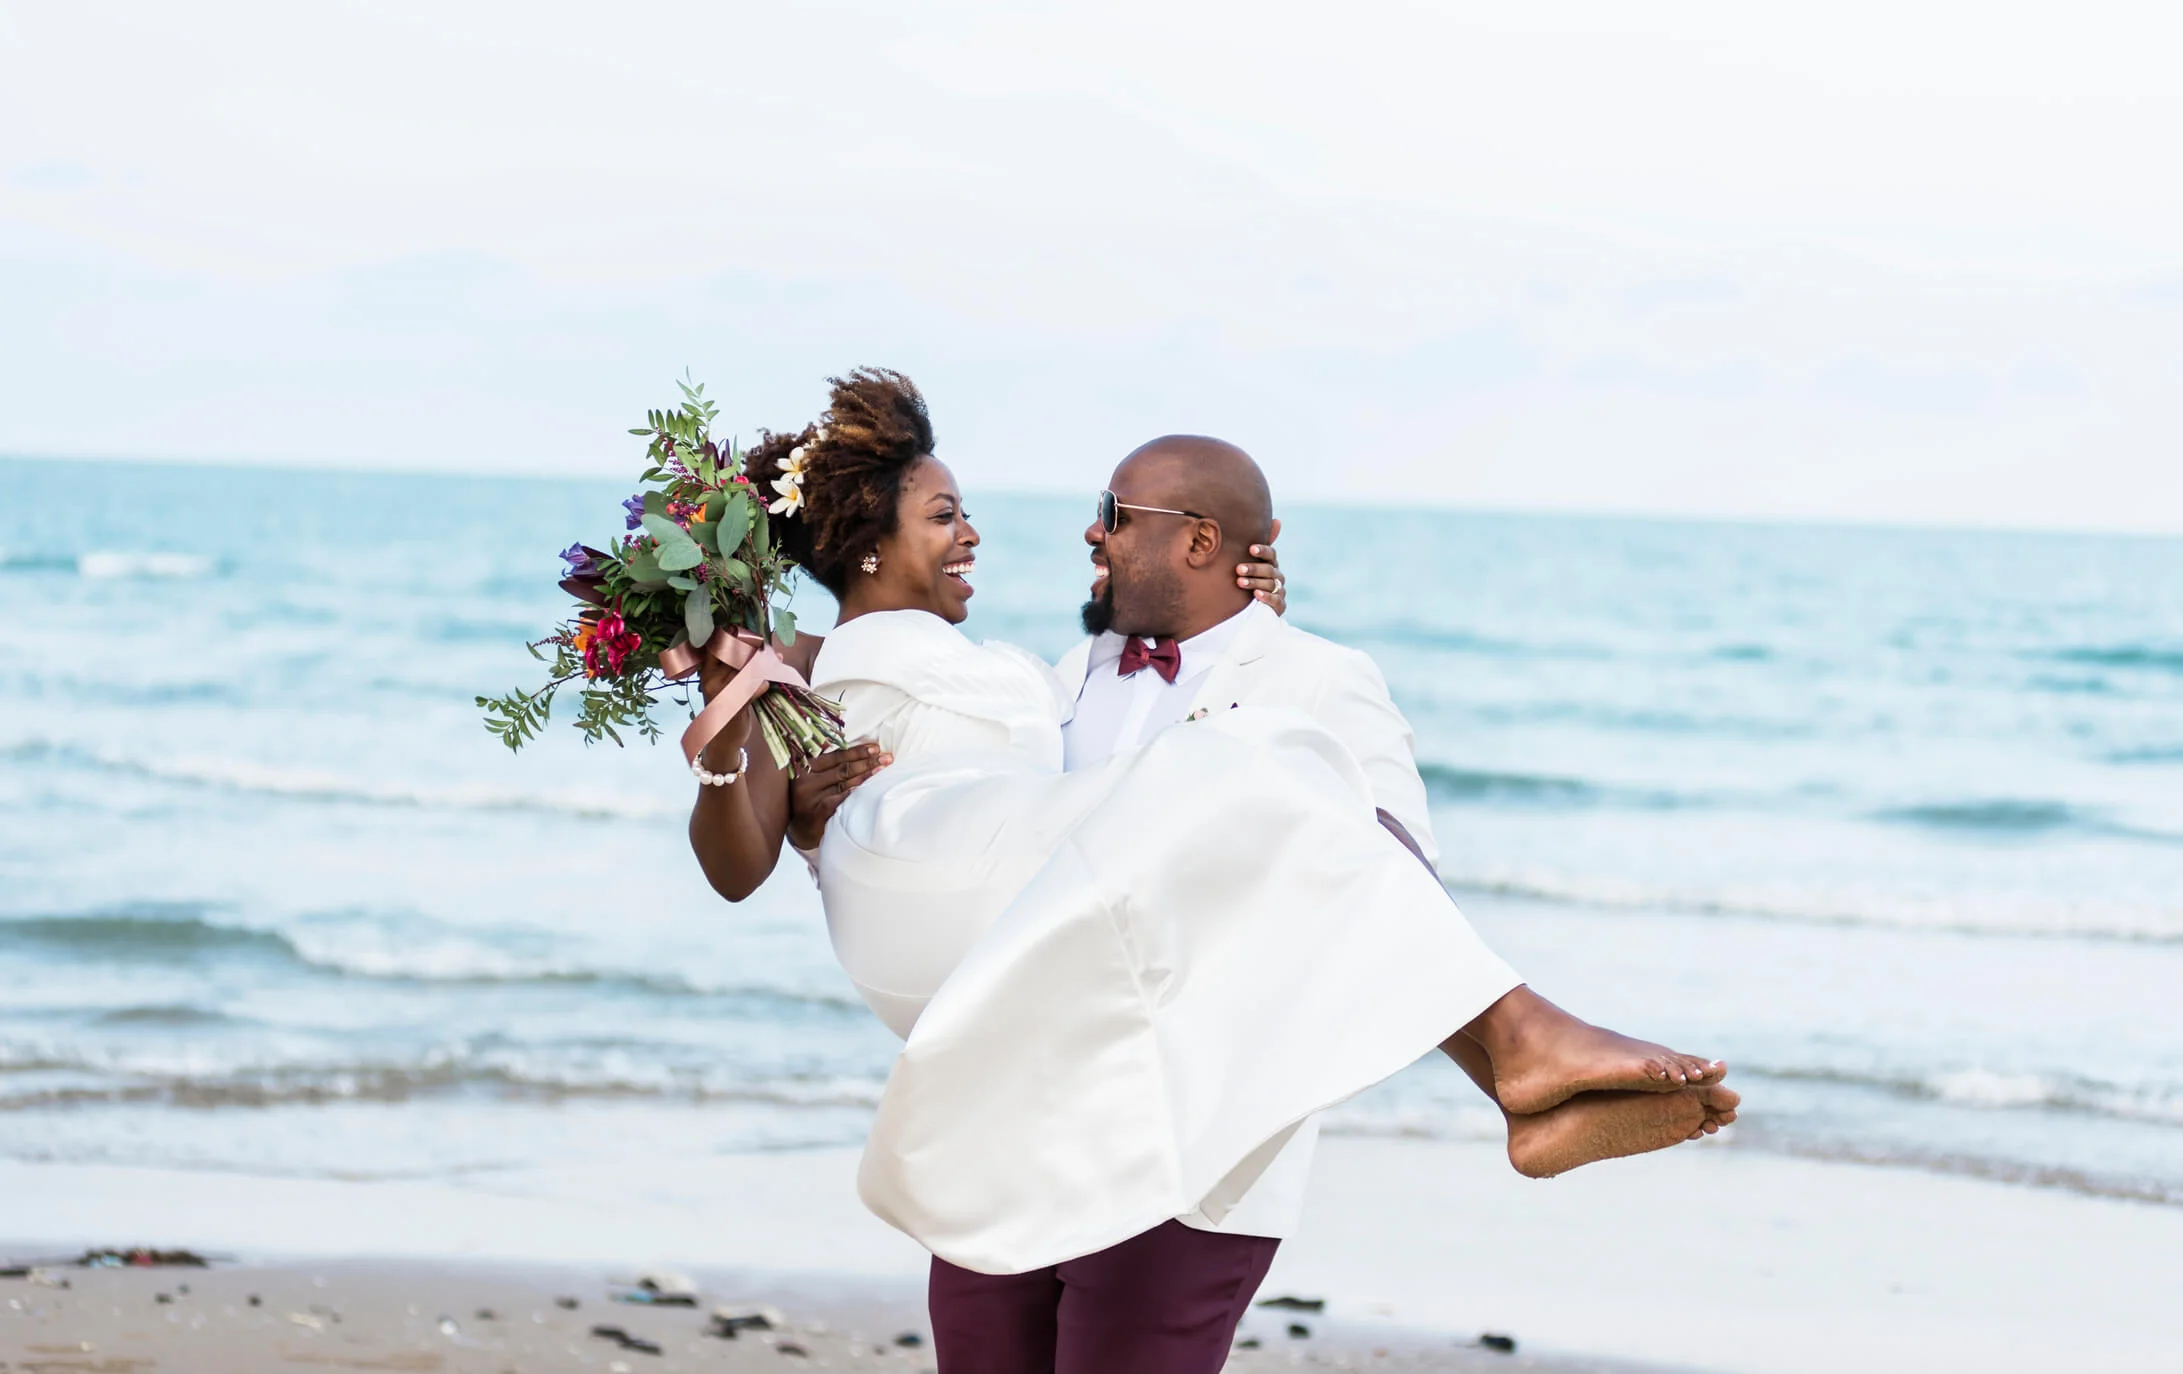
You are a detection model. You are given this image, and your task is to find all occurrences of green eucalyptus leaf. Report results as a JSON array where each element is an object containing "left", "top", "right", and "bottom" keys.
[
  {"left": 714, "top": 497, "right": 750, "bottom": 556},
  {"left": 684, "top": 585, "right": 715, "bottom": 646},
  {"left": 639, "top": 513, "right": 705, "bottom": 569},
  {"left": 703, "top": 490, "right": 726, "bottom": 523},
  {"left": 643, "top": 490, "right": 667, "bottom": 517},
  {"left": 655, "top": 539, "right": 704, "bottom": 573},
  {"left": 774, "top": 609, "right": 797, "bottom": 646},
  {"left": 627, "top": 549, "right": 666, "bottom": 585},
  {"left": 666, "top": 574, "right": 697, "bottom": 591},
  {"left": 687, "top": 517, "right": 719, "bottom": 554}
]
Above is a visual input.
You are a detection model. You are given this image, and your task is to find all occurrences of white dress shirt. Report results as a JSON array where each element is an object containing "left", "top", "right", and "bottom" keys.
[{"left": 1062, "top": 608, "right": 1253, "bottom": 773}]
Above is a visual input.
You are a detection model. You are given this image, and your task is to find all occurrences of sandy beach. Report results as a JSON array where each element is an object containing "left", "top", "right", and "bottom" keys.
[
  {"left": 8, "top": 1134, "right": 2180, "bottom": 1373},
  {"left": 0, "top": 1253, "right": 1664, "bottom": 1374}
]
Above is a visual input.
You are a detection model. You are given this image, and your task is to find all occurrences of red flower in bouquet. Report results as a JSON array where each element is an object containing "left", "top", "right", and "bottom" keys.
[
  {"left": 479, "top": 373, "right": 844, "bottom": 765},
  {"left": 579, "top": 610, "right": 642, "bottom": 678}
]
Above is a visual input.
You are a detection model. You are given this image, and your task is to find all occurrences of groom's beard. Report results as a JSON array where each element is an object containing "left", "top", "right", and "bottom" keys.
[
  {"left": 1080, "top": 587, "right": 1114, "bottom": 636},
  {"left": 1087, "top": 565, "right": 1185, "bottom": 638}
]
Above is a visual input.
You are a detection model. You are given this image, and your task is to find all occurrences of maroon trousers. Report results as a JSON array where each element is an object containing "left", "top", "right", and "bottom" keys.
[{"left": 927, "top": 1220, "right": 1279, "bottom": 1374}]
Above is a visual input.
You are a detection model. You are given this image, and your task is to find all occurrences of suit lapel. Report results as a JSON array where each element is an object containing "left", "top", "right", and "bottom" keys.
[{"left": 1187, "top": 603, "right": 1282, "bottom": 717}]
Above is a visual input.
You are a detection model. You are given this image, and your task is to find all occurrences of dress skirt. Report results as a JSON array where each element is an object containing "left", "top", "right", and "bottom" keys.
[{"left": 821, "top": 705, "right": 1522, "bottom": 1275}]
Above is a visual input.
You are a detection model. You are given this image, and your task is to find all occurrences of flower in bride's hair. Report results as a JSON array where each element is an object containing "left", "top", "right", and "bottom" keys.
[
  {"left": 769, "top": 448, "right": 808, "bottom": 516},
  {"left": 769, "top": 474, "right": 805, "bottom": 516}
]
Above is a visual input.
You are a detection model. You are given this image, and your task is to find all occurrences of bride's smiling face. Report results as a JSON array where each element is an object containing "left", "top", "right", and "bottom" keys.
[{"left": 860, "top": 456, "right": 980, "bottom": 624}]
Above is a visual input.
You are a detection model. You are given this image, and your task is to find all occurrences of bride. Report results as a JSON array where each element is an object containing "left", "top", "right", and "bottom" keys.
[{"left": 689, "top": 370, "right": 1735, "bottom": 1274}]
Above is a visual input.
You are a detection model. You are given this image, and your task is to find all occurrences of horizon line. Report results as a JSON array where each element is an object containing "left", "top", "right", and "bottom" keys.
[{"left": 3, "top": 448, "right": 2178, "bottom": 545}]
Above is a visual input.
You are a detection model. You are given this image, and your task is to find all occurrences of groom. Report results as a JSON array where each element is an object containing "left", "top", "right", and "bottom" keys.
[{"left": 924, "top": 435, "right": 1449, "bottom": 1372}]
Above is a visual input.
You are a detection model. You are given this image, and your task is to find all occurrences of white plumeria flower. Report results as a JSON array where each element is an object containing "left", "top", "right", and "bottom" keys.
[
  {"left": 769, "top": 469, "right": 806, "bottom": 516},
  {"left": 785, "top": 445, "right": 808, "bottom": 475}
]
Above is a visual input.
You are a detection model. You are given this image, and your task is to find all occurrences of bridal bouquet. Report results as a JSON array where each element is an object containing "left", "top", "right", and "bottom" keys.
[{"left": 478, "top": 377, "right": 844, "bottom": 770}]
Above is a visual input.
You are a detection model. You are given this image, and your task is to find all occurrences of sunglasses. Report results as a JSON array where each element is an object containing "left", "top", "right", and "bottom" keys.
[{"left": 1099, "top": 489, "right": 1206, "bottom": 534}]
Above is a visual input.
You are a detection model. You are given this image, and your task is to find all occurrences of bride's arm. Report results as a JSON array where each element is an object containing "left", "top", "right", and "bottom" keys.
[
  {"left": 687, "top": 702, "right": 793, "bottom": 902},
  {"left": 687, "top": 633, "right": 889, "bottom": 901}
]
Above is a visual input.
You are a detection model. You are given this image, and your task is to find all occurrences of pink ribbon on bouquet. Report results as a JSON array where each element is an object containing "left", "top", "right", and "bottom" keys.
[{"left": 658, "top": 628, "right": 810, "bottom": 766}]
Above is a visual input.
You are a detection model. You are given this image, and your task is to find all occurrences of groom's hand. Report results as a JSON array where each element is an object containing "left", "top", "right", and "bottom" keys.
[{"left": 787, "top": 743, "right": 891, "bottom": 850}]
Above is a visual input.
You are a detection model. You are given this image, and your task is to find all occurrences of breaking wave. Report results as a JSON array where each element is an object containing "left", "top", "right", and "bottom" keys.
[
  {"left": 1438, "top": 870, "right": 2183, "bottom": 943},
  {"left": 1743, "top": 1063, "right": 2183, "bottom": 1129},
  {"left": 0, "top": 550, "right": 218, "bottom": 580},
  {"left": 0, "top": 1051, "right": 887, "bottom": 1113},
  {"left": 1872, "top": 797, "right": 2183, "bottom": 847},
  {"left": 0, "top": 910, "right": 862, "bottom": 1007},
  {"left": 4, "top": 739, "right": 678, "bottom": 821},
  {"left": 1418, "top": 763, "right": 1691, "bottom": 810},
  {"left": 1748, "top": 1134, "right": 2183, "bottom": 1208},
  {"left": 2048, "top": 643, "right": 2183, "bottom": 676}
]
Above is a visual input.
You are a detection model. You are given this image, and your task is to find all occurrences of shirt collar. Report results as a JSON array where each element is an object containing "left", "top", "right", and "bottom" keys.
[{"left": 1089, "top": 603, "right": 1255, "bottom": 680}]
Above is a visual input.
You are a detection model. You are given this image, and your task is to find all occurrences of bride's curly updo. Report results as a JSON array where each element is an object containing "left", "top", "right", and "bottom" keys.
[{"left": 745, "top": 368, "right": 936, "bottom": 597}]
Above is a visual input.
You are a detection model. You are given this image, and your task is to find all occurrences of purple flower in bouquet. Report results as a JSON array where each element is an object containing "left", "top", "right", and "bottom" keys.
[
  {"left": 558, "top": 543, "right": 596, "bottom": 577},
  {"left": 622, "top": 495, "right": 646, "bottom": 530}
]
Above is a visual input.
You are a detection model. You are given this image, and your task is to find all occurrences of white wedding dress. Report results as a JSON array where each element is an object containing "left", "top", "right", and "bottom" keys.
[{"left": 809, "top": 610, "right": 1521, "bottom": 1274}]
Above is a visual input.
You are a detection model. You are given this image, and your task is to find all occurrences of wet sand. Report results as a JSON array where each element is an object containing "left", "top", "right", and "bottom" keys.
[
  {"left": 11, "top": 1130, "right": 2183, "bottom": 1372},
  {"left": 0, "top": 1255, "right": 1670, "bottom": 1373}
]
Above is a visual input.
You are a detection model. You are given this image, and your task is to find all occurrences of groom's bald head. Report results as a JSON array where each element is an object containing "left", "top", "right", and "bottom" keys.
[
  {"left": 1125, "top": 436, "right": 1274, "bottom": 547},
  {"left": 1083, "top": 435, "right": 1275, "bottom": 639}
]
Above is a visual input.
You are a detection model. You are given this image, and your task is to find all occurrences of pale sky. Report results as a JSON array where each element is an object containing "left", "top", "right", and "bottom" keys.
[{"left": 4, "top": 2, "right": 2180, "bottom": 531}]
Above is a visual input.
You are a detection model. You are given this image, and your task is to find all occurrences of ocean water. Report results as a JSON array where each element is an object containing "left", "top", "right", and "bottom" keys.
[{"left": 3, "top": 456, "right": 2180, "bottom": 1209}]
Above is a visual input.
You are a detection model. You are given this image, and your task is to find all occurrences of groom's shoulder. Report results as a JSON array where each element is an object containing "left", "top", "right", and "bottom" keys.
[{"left": 1260, "top": 617, "right": 1393, "bottom": 692}]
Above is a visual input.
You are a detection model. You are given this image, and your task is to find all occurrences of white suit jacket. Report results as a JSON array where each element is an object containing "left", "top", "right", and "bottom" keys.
[
  {"left": 1051, "top": 601, "right": 1442, "bottom": 1236},
  {"left": 1052, "top": 602, "right": 1439, "bottom": 868}
]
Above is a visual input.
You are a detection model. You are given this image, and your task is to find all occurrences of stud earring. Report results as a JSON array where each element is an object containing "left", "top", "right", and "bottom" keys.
[{"left": 861, "top": 553, "right": 881, "bottom": 575}]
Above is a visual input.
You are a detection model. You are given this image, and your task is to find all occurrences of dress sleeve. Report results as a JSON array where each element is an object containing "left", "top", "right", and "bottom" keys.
[{"left": 984, "top": 641, "right": 1073, "bottom": 726}]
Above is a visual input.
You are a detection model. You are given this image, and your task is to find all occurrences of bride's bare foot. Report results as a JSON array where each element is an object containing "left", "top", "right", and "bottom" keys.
[
  {"left": 1508, "top": 1085, "right": 1730, "bottom": 1179},
  {"left": 1683, "top": 1082, "right": 1740, "bottom": 1140},
  {"left": 1468, "top": 988, "right": 1724, "bottom": 1116}
]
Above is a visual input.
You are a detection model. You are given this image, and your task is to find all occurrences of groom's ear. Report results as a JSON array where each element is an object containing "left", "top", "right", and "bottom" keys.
[
  {"left": 1184, "top": 518, "right": 1226, "bottom": 568},
  {"left": 1205, "top": 517, "right": 1239, "bottom": 563},
  {"left": 1268, "top": 517, "right": 1281, "bottom": 545}
]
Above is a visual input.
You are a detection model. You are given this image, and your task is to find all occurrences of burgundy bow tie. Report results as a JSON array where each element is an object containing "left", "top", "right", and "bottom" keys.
[{"left": 1117, "top": 635, "right": 1181, "bottom": 684}]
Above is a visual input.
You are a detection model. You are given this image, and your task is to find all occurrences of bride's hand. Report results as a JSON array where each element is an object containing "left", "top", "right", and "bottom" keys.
[
  {"left": 787, "top": 743, "right": 891, "bottom": 850},
  {"left": 1236, "top": 543, "right": 1287, "bottom": 616}
]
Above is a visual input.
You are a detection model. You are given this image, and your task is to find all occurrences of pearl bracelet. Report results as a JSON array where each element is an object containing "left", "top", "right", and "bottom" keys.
[{"left": 691, "top": 746, "right": 749, "bottom": 787}]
